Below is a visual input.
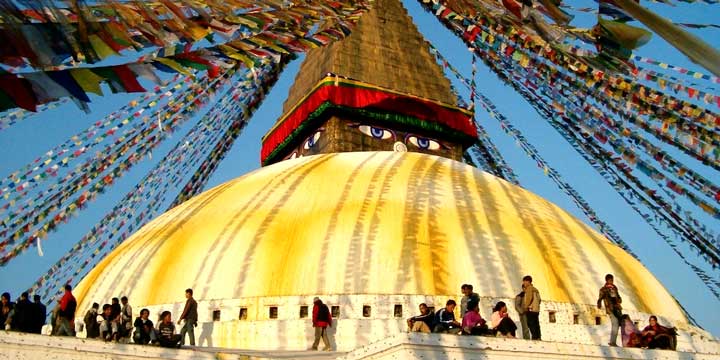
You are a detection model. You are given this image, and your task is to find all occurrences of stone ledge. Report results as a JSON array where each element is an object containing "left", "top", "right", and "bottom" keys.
[
  {"left": 2, "top": 329, "right": 717, "bottom": 360},
  {"left": 339, "top": 333, "right": 720, "bottom": 360},
  {"left": 0, "top": 332, "right": 341, "bottom": 360}
]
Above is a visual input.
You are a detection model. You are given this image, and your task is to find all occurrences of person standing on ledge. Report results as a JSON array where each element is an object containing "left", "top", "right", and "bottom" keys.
[
  {"left": 311, "top": 297, "right": 332, "bottom": 351},
  {"left": 460, "top": 284, "right": 480, "bottom": 317},
  {"left": 55, "top": 284, "right": 76, "bottom": 336},
  {"left": 522, "top": 275, "right": 541, "bottom": 340},
  {"left": 31, "top": 295, "right": 46, "bottom": 334},
  {"left": 597, "top": 273, "right": 623, "bottom": 347},
  {"left": 514, "top": 283, "right": 530, "bottom": 339},
  {"left": 83, "top": 303, "right": 100, "bottom": 339},
  {"left": 178, "top": 288, "right": 198, "bottom": 346}
]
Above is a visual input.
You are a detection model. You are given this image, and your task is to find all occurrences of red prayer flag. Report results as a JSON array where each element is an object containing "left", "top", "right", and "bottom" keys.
[
  {"left": 113, "top": 65, "right": 146, "bottom": 93},
  {"left": 0, "top": 74, "right": 37, "bottom": 111}
]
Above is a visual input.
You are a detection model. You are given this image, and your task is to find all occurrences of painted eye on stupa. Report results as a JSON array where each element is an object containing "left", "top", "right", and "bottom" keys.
[
  {"left": 303, "top": 130, "right": 323, "bottom": 150},
  {"left": 288, "top": 151, "right": 299, "bottom": 159},
  {"left": 406, "top": 135, "right": 441, "bottom": 150},
  {"left": 358, "top": 125, "right": 393, "bottom": 140}
]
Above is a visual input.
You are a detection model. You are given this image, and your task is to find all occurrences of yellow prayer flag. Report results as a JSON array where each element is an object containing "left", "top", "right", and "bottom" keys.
[
  {"left": 187, "top": 26, "right": 211, "bottom": 41},
  {"left": 88, "top": 34, "right": 119, "bottom": 59},
  {"left": 155, "top": 58, "right": 193, "bottom": 75},
  {"left": 70, "top": 68, "right": 104, "bottom": 96}
]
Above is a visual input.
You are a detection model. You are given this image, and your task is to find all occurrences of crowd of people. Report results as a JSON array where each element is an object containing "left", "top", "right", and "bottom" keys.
[
  {"left": 0, "top": 291, "right": 47, "bottom": 333},
  {"left": 406, "top": 274, "right": 677, "bottom": 351},
  {"left": 1, "top": 274, "right": 679, "bottom": 352},
  {"left": 79, "top": 288, "right": 198, "bottom": 348},
  {"left": 408, "top": 276, "right": 538, "bottom": 338},
  {"left": 0, "top": 286, "right": 198, "bottom": 349},
  {"left": 598, "top": 274, "right": 677, "bottom": 350}
]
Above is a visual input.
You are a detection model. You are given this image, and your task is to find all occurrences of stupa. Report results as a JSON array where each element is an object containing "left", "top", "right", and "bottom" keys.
[{"left": 70, "top": 0, "right": 713, "bottom": 353}]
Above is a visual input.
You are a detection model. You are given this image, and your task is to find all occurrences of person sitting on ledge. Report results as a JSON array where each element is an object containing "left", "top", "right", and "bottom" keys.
[
  {"left": 461, "top": 300, "right": 489, "bottom": 335},
  {"left": 157, "top": 311, "right": 182, "bottom": 348},
  {"left": 434, "top": 300, "right": 462, "bottom": 334},
  {"left": 99, "top": 304, "right": 119, "bottom": 342},
  {"left": 619, "top": 314, "right": 642, "bottom": 348},
  {"left": 407, "top": 303, "right": 434, "bottom": 333},
  {"left": 641, "top": 315, "right": 677, "bottom": 350},
  {"left": 490, "top": 301, "right": 517, "bottom": 338},
  {"left": 133, "top": 308, "right": 157, "bottom": 345}
]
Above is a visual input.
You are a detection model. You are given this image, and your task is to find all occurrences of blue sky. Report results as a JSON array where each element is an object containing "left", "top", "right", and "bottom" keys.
[{"left": 0, "top": 0, "right": 718, "bottom": 336}]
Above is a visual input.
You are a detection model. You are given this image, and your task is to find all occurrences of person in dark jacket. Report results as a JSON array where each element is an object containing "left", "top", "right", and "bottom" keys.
[
  {"left": 433, "top": 299, "right": 461, "bottom": 333},
  {"left": 514, "top": 283, "right": 530, "bottom": 339},
  {"left": 0, "top": 292, "right": 14, "bottom": 331},
  {"left": 84, "top": 303, "right": 100, "bottom": 339},
  {"left": 407, "top": 303, "right": 434, "bottom": 333},
  {"left": 597, "top": 274, "right": 622, "bottom": 346},
  {"left": 133, "top": 308, "right": 156, "bottom": 344},
  {"left": 311, "top": 297, "right": 333, "bottom": 351},
  {"left": 13, "top": 292, "right": 33, "bottom": 332},
  {"left": 31, "top": 295, "right": 46, "bottom": 334},
  {"left": 460, "top": 284, "right": 480, "bottom": 316},
  {"left": 99, "top": 304, "right": 118, "bottom": 341},
  {"left": 158, "top": 311, "right": 182, "bottom": 348},
  {"left": 522, "top": 275, "right": 541, "bottom": 340},
  {"left": 178, "top": 288, "right": 198, "bottom": 346},
  {"left": 109, "top": 297, "right": 125, "bottom": 338}
]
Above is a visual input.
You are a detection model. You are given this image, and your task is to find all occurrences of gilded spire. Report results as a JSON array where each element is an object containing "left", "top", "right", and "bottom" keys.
[{"left": 282, "top": 0, "right": 457, "bottom": 109}]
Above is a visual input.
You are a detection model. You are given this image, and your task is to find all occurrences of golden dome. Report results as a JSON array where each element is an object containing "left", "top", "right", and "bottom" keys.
[{"left": 75, "top": 151, "right": 686, "bottom": 323}]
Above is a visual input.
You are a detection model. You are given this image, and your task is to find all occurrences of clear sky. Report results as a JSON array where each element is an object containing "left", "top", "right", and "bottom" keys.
[{"left": 0, "top": 0, "right": 718, "bottom": 336}]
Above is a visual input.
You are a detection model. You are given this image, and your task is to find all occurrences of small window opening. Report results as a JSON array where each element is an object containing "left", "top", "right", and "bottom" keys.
[
  {"left": 239, "top": 308, "right": 248, "bottom": 320},
  {"left": 573, "top": 314, "right": 579, "bottom": 325},
  {"left": 300, "top": 306, "right": 309, "bottom": 318},
  {"left": 362, "top": 305, "right": 372, "bottom": 318},
  {"left": 595, "top": 316, "right": 602, "bottom": 325},
  {"left": 548, "top": 311, "right": 556, "bottom": 323},
  {"left": 393, "top": 304, "right": 403, "bottom": 318},
  {"left": 212, "top": 310, "right": 221, "bottom": 321},
  {"left": 331, "top": 306, "right": 340, "bottom": 318},
  {"left": 269, "top": 306, "right": 278, "bottom": 319}
]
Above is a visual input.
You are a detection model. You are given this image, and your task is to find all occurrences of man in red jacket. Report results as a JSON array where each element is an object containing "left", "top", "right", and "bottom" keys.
[
  {"left": 55, "top": 284, "right": 76, "bottom": 336},
  {"left": 311, "top": 297, "right": 332, "bottom": 351}
]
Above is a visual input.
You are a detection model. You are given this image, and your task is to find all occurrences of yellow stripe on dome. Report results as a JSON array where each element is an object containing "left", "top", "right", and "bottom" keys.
[{"left": 74, "top": 152, "right": 686, "bottom": 324}]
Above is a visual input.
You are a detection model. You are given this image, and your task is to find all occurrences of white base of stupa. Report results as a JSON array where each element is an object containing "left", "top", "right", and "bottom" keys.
[
  {"left": 1, "top": 330, "right": 718, "bottom": 360},
  {"left": 69, "top": 294, "right": 716, "bottom": 353}
]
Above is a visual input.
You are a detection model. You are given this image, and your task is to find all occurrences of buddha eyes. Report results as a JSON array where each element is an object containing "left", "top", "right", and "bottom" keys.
[
  {"left": 303, "top": 130, "right": 323, "bottom": 150},
  {"left": 407, "top": 135, "right": 440, "bottom": 150},
  {"left": 358, "top": 125, "right": 394, "bottom": 140},
  {"left": 349, "top": 123, "right": 442, "bottom": 151}
]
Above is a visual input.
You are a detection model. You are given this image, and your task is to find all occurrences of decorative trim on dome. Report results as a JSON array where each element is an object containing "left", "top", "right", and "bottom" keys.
[
  {"left": 261, "top": 76, "right": 477, "bottom": 163},
  {"left": 261, "top": 102, "right": 478, "bottom": 165}
]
